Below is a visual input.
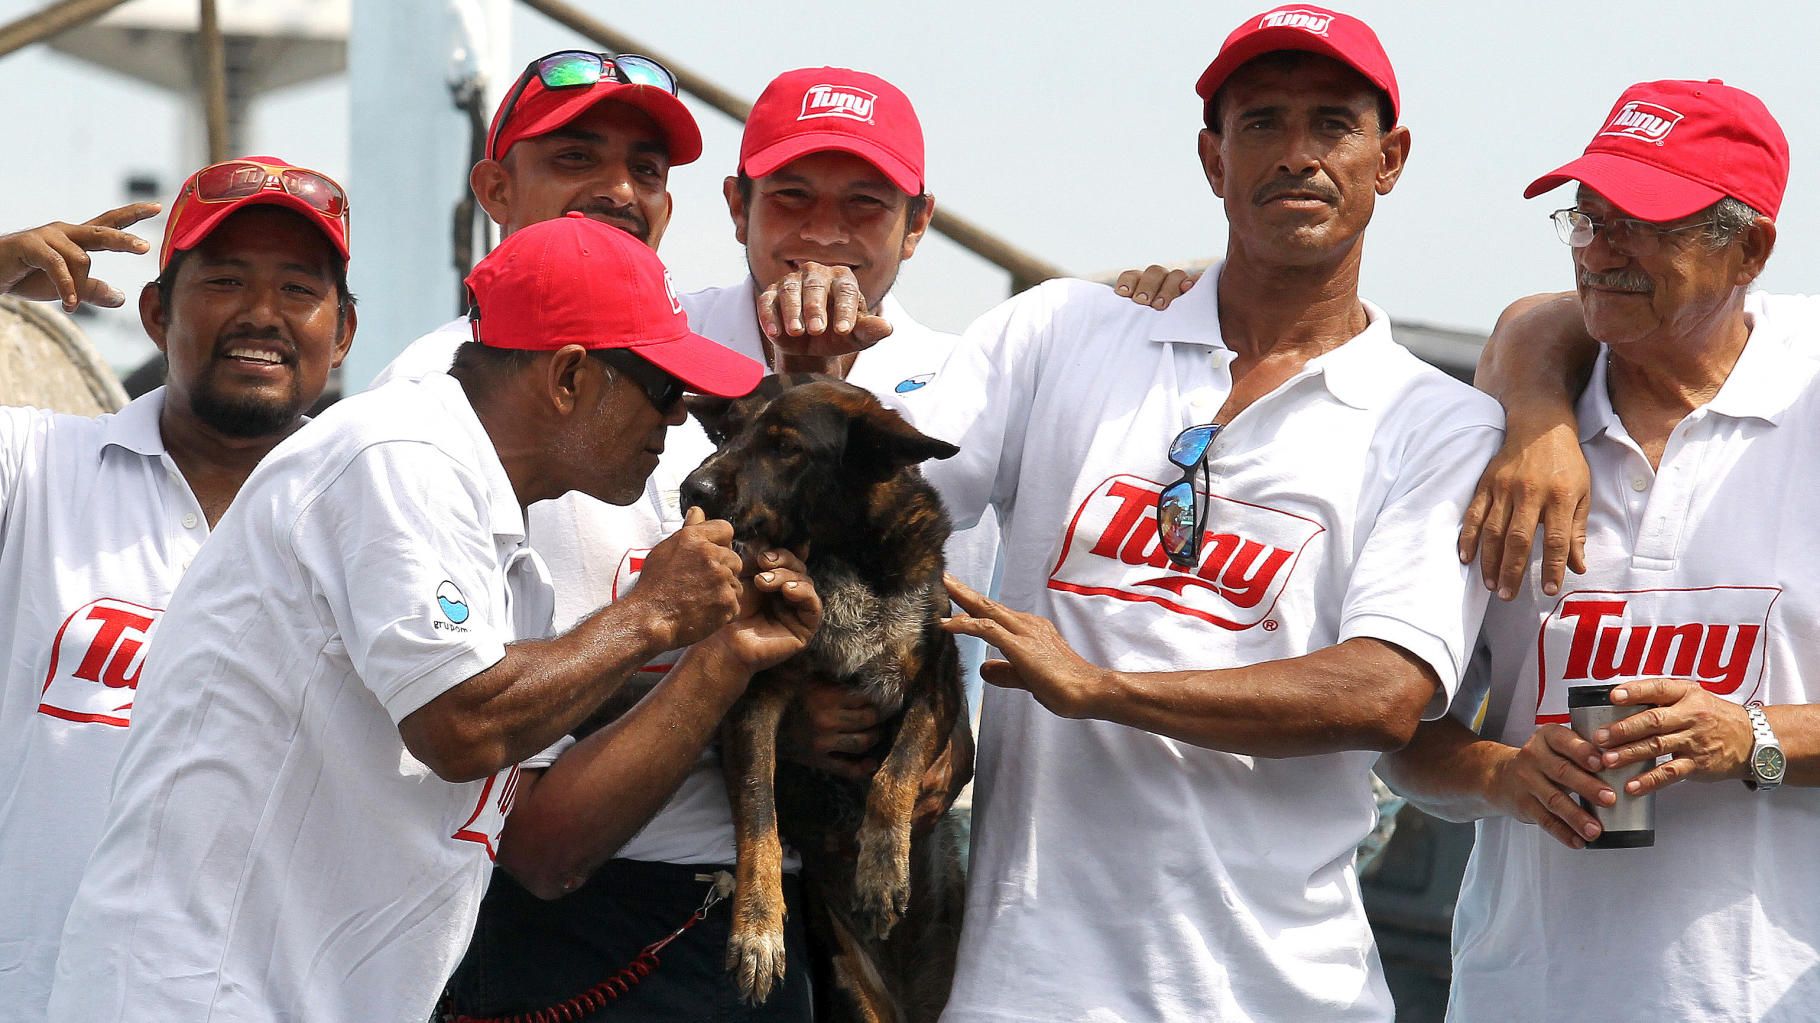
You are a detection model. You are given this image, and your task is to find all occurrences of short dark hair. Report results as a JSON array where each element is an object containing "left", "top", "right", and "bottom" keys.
[
  {"left": 448, "top": 340, "right": 620, "bottom": 391},
  {"left": 734, "top": 171, "right": 931, "bottom": 226},
  {"left": 155, "top": 245, "right": 356, "bottom": 336},
  {"left": 1201, "top": 50, "right": 1395, "bottom": 135}
]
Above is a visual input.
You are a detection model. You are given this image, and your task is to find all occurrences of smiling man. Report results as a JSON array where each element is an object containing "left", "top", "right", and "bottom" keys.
[
  {"left": 761, "top": 7, "right": 1503, "bottom": 1020},
  {"left": 0, "top": 157, "right": 354, "bottom": 1021}
]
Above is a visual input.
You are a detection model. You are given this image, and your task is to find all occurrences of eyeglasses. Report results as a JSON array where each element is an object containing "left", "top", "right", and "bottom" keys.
[
  {"left": 1550, "top": 207, "right": 1715, "bottom": 254},
  {"left": 164, "top": 159, "right": 350, "bottom": 264},
  {"left": 599, "top": 348, "right": 685, "bottom": 414},
  {"left": 490, "top": 50, "right": 679, "bottom": 161},
  {"left": 1156, "top": 423, "right": 1221, "bottom": 568}
]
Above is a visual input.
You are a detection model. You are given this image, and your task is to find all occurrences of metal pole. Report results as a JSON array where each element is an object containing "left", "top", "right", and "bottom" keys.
[
  {"left": 0, "top": 0, "right": 133, "bottom": 60},
  {"left": 517, "top": 0, "right": 1067, "bottom": 290},
  {"left": 197, "top": 0, "right": 229, "bottom": 164}
]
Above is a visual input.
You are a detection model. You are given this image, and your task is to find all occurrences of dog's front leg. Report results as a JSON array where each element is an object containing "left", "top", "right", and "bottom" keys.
[
  {"left": 722, "top": 684, "right": 794, "bottom": 1005},
  {"left": 853, "top": 691, "right": 945, "bottom": 941}
]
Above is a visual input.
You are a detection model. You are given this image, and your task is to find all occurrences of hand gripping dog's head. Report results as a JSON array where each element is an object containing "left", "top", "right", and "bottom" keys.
[{"left": 680, "top": 376, "right": 958, "bottom": 554}]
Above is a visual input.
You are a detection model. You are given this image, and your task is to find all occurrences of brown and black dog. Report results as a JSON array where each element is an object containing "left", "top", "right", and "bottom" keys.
[{"left": 681, "top": 376, "right": 968, "bottom": 1023}]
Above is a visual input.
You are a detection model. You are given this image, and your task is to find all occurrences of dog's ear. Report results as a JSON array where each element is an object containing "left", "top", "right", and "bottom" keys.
[
  {"left": 848, "top": 400, "right": 960, "bottom": 470},
  {"left": 686, "top": 394, "right": 737, "bottom": 445}
]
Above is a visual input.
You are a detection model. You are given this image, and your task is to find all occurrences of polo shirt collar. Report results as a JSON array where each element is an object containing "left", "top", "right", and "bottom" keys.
[
  {"left": 1146, "top": 260, "right": 1399, "bottom": 410},
  {"left": 423, "top": 374, "right": 527, "bottom": 541},
  {"left": 98, "top": 387, "right": 169, "bottom": 458},
  {"left": 1578, "top": 308, "right": 1813, "bottom": 442}
]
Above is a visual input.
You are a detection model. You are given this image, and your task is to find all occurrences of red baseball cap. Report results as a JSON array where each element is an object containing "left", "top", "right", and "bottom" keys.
[
  {"left": 740, "top": 67, "right": 924, "bottom": 195},
  {"left": 159, "top": 155, "right": 351, "bottom": 270},
  {"left": 487, "top": 57, "right": 703, "bottom": 166},
  {"left": 1525, "top": 79, "right": 1789, "bottom": 221},
  {"left": 465, "top": 212, "right": 760, "bottom": 398},
  {"left": 1195, "top": 5, "right": 1399, "bottom": 124}
]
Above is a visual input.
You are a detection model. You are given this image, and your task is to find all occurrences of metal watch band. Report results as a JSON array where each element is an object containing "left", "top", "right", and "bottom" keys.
[{"left": 1745, "top": 703, "right": 1782, "bottom": 791}]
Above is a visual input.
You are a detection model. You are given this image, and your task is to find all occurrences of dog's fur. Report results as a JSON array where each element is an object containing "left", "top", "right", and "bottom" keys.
[{"left": 682, "top": 376, "right": 968, "bottom": 1023}]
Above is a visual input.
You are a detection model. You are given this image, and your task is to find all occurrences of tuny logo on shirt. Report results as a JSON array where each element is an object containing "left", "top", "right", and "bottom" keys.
[
  {"left": 453, "top": 762, "right": 522, "bottom": 860},
  {"left": 435, "top": 580, "right": 471, "bottom": 631},
  {"left": 1597, "top": 101, "right": 1685, "bottom": 146},
  {"left": 37, "top": 597, "right": 162, "bottom": 727},
  {"left": 799, "top": 84, "right": 877, "bottom": 123},
  {"left": 1258, "top": 7, "right": 1332, "bottom": 34},
  {"left": 1533, "top": 585, "right": 1778, "bottom": 723},
  {"left": 1047, "top": 474, "right": 1322, "bottom": 629}
]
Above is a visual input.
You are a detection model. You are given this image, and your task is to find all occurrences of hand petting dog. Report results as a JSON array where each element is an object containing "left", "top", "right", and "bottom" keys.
[
  {"left": 943, "top": 574, "right": 1110, "bottom": 720},
  {"left": 717, "top": 548, "right": 823, "bottom": 674}
]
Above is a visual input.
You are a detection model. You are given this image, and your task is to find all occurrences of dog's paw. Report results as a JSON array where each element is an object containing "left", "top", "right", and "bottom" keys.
[
  {"left": 853, "top": 831, "right": 911, "bottom": 940},
  {"left": 725, "top": 923, "right": 788, "bottom": 1005}
]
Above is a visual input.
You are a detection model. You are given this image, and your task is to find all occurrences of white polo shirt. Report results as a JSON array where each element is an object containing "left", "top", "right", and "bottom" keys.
[
  {"left": 48, "top": 374, "right": 556, "bottom": 1023},
  {"left": 370, "top": 278, "right": 999, "bottom": 868},
  {"left": 1450, "top": 293, "right": 1820, "bottom": 1022},
  {"left": 0, "top": 391, "right": 208, "bottom": 1021},
  {"left": 895, "top": 272, "right": 1501, "bottom": 1023}
]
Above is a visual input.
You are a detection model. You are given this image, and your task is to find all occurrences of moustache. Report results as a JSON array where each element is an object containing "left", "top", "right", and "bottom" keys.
[
  {"left": 1577, "top": 268, "right": 1654, "bottom": 294},
  {"left": 569, "top": 203, "right": 650, "bottom": 243},
  {"left": 1252, "top": 177, "right": 1339, "bottom": 206}
]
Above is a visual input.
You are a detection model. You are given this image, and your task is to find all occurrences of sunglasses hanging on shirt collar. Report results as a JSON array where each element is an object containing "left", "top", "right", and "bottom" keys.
[{"left": 1156, "top": 423, "right": 1222, "bottom": 567}]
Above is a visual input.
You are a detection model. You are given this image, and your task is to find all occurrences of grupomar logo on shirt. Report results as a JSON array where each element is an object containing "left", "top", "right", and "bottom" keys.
[
  {"left": 1533, "top": 585, "right": 1778, "bottom": 723},
  {"left": 1047, "top": 474, "right": 1322, "bottom": 629},
  {"left": 38, "top": 597, "right": 162, "bottom": 727},
  {"left": 895, "top": 373, "right": 933, "bottom": 394},
  {"left": 435, "top": 580, "right": 471, "bottom": 629}
]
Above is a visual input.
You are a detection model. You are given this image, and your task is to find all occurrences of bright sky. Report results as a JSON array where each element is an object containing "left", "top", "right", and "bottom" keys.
[{"left": 6, "top": 0, "right": 1818, "bottom": 370}]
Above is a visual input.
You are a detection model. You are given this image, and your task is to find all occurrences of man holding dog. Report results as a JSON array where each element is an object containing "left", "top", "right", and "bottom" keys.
[
  {"left": 767, "top": 6, "right": 1502, "bottom": 1019},
  {"left": 1382, "top": 81, "right": 1820, "bottom": 1019},
  {"left": 0, "top": 163, "right": 352, "bottom": 1022},
  {"left": 373, "top": 57, "right": 985, "bottom": 1021},
  {"left": 46, "top": 214, "right": 825, "bottom": 1022}
]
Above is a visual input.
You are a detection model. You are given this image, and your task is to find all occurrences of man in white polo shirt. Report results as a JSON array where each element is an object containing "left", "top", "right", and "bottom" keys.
[
  {"left": 763, "top": 6, "right": 1499, "bottom": 1020},
  {"left": 383, "top": 63, "right": 988, "bottom": 1022},
  {"left": 1383, "top": 81, "right": 1820, "bottom": 1020},
  {"left": 46, "top": 215, "right": 813, "bottom": 1023},
  {"left": 0, "top": 160, "right": 355, "bottom": 1022}
]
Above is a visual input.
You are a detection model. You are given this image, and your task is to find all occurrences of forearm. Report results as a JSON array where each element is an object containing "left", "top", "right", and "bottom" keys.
[
  {"left": 1764, "top": 703, "right": 1820, "bottom": 786},
  {"left": 400, "top": 597, "right": 669, "bottom": 782},
  {"left": 1376, "top": 716, "right": 1514, "bottom": 823},
  {"left": 1475, "top": 291, "right": 1596, "bottom": 419},
  {"left": 1085, "top": 638, "right": 1439, "bottom": 758},
  {"left": 496, "top": 639, "right": 752, "bottom": 896}
]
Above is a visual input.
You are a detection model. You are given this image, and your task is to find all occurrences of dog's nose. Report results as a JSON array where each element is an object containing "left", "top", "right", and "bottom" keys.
[{"left": 679, "top": 471, "right": 719, "bottom": 514}]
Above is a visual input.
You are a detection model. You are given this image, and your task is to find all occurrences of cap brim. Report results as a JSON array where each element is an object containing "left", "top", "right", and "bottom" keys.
[
  {"left": 167, "top": 191, "right": 350, "bottom": 263},
  {"left": 631, "top": 332, "right": 764, "bottom": 398},
  {"left": 1524, "top": 151, "right": 1725, "bottom": 221},
  {"left": 1196, "top": 29, "right": 1396, "bottom": 118},
  {"left": 743, "top": 133, "right": 922, "bottom": 195},
  {"left": 497, "top": 82, "right": 703, "bottom": 165}
]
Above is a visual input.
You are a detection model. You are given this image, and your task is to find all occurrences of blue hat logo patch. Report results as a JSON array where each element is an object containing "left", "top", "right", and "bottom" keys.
[
  {"left": 895, "top": 373, "right": 934, "bottom": 394},
  {"left": 436, "top": 581, "right": 471, "bottom": 625}
]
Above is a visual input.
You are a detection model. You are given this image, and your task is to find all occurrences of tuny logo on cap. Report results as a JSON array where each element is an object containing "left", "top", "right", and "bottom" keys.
[
  {"left": 1258, "top": 8, "right": 1332, "bottom": 35},
  {"left": 799, "top": 84, "right": 877, "bottom": 124},
  {"left": 1598, "top": 100, "right": 1685, "bottom": 146},
  {"left": 663, "top": 270, "right": 683, "bottom": 314}
]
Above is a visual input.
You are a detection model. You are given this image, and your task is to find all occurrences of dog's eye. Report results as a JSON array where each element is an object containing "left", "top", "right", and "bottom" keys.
[{"left": 775, "top": 437, "right": 804, "bottom": 459}]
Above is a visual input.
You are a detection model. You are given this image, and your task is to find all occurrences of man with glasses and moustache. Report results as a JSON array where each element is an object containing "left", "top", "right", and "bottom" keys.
[
  {"left": 46, "top": 215, "right": 814, "bottom": 1023},
  {"left": 1384, "top": 80, "right": 1820, "bottom": 1020},
  {"left": 0, "top": 161, "right": 354, "bottom": 1022},
  {"left": 380, "top": 58, "right": 986, "bottom": 1022},
  {"left": 770, "top": 6, "right": 1501, "bottom": 1019}
]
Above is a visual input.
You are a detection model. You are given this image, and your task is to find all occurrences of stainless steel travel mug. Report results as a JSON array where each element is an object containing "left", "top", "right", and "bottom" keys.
[{"left": 1567, "top": 683, "right": 1655, "bottom": 849}]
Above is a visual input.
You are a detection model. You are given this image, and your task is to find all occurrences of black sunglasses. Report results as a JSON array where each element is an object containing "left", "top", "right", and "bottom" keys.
[
  {"left": 490, "top": 50, "right": 679, "bottom": 161},
  {"left": 1155, "top": 423, "right": 1222, "bottom": 567},
  {"left": 598, "top": 348, "right": 684, "bottom": 414}
]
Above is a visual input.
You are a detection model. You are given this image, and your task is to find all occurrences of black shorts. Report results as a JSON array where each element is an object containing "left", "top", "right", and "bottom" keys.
[{"left": 441, "top": 858, "right": 813, "bottom": 1022}]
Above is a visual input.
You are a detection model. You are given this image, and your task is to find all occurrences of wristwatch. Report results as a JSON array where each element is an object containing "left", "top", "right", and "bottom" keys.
[{"left": 1744, "top": 702, "right": 1785, "bottom": 792}]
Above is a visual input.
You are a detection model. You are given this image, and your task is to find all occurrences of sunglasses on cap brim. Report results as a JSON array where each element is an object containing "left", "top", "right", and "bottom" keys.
[{"left": 490, "top": 50, "right": 679, "bottom": 161}]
